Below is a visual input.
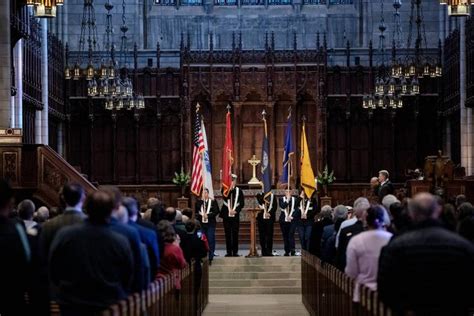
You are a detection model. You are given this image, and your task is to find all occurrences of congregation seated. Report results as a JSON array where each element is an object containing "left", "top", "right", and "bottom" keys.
[
  {"left": 49, "top": 190, "right": 134, "bottom": 315},
  {"left": 378, "top": 193, "right": 474, "bottom": 315}
]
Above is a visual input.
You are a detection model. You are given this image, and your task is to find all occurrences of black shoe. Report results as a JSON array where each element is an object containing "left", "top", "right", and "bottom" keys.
[
  {"left": 284, "top": 253, "right": 290, "bottom": 257},
  {"left": 225, "top": 253, "right": 232, "bottom": 257},
  {"left": 232, "top": 253, "right": 241, "bottom": 257},
  {"left": 290, "top": 251, "right": 296, "bottom": 256},
  {"left": 209, "top": 260, "right": 213, "bottom": 266}
]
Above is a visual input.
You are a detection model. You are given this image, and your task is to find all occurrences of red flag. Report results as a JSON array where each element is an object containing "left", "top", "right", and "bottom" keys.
[{"left": 222, "top": 111, "right": 233, "bottom": 197}]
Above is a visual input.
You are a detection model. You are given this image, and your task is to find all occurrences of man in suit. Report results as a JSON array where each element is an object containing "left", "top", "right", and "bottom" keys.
[
  {"left": 195, "top": 188, "right": 220, "bottom": 263},
  {"left": 40, "top": 183, "right": 87, "bottom": 261},
  {"left": 0, "top": 179, "right": 31, "bottom": 316},
  {"left": 220, "top": 174, "right": 245, "bottom": 257},
  {"left": 377, "top": 170, "right": 394, "bottom": 202},
  {"left": 49, "top": 190, "right": 133, "bottom": 315},
  {"left": 279, "top": 190, "right": 300, "bottom": 256},
  {"left": 101, "top": 186, "right": 146, "bottom": 292},
  {"left": 122, "top": 197, "right": 160, "bottom": 281},
  {"left": 256, "top": 191, "right": 277, "bottom": 256}
]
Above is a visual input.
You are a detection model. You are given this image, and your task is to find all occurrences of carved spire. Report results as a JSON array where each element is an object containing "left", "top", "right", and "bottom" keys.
[
  {"left": 209, "top": 32, "right": 213, "bottom": 51},
  {"left": 271, "top": 31, "right": 275, "bottom": 51},
  {"left": 156, "top": 42, "right": 161, "bottom": 69},
  {"left": 232, "top": 31, "right": 236, "bottom": 51},
  {"left": 265, "top": 32, "right": 269, "bottom": 51},
  {"left": 293, "top": 32, "right": 297, "bottom": 51}
]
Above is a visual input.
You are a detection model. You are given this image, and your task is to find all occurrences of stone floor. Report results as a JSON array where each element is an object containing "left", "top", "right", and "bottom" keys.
[{"left": 203, "top": 294, "right": 309, "bottom": 316}]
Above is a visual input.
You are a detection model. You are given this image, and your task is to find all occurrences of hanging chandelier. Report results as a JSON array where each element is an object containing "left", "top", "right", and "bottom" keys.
[
  {"left": 440, "top": 0, "right": 474, "bottom": 16},
  {"left": 26, "top": 0, "right": 64, "bottom": 18},
  {"left": 64, "top": 0, "right": 145, "bottom": 111},
  {"left": 363, "top": 0, "right": 441, "bottom": 110}
]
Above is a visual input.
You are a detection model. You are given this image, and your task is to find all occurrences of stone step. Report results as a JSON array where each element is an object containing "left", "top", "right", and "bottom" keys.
[
  {"left": 209, "top": 271, "right": 301, "bottom": 280},
  {"left": 211, "top": 257, "right": 300, "bottom": 266},
  {"left": 210, "top": 279, "right": 301, "bottom": 288},
  {"left": 209, "top": 286, "right": 302, "bottom": 295},
  {"left": 210, "top": 265, "right": 300, "bottom": 273}
]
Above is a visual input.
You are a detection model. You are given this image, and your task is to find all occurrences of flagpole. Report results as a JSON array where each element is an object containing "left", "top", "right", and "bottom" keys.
[{"left": 287, "top": 106, "right": 292, "bottom": 194}]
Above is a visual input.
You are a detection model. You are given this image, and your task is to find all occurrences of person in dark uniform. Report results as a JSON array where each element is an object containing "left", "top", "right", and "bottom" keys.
[
  {"left": 256, "top": 191, "right": 277, "bottom": 256},
  {"left": 279, "top": 190, "right": 300, "bottom": 256},
  {"left": 195, "top": 188, "right": 220, "bottom": 263},
  {"left": 295, "top": 189, "right": 317, "bottom": 251},
  {"left": 220, "top": 174, "right": 245, "bottom": 257}
]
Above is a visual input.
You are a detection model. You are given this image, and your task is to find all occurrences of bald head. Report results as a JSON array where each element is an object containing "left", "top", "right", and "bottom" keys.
[
  {"left": 409, "top": 192, "right": 441, "bottom": 223},
  {"left": 370, "top": 177, "right": 379, "bottom": 188}
]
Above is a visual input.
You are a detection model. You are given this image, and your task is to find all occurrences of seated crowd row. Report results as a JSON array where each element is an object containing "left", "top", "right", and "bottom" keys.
[
  {"left": 0, "top": 180, "right": 208, "bottom": 316},
  {"left": 308, "top": 193, "right": 474, "bottom": 315}
]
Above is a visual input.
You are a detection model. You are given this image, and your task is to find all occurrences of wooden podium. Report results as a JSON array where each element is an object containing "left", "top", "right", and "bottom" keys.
[{"left": 246, "top": 208, "right": 261, "bottom": 258}]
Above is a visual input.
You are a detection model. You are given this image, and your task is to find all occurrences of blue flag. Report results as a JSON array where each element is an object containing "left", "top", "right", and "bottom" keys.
[
  {"left": 261, "top": 117, "right": 272, "bottom": 200},
  {"left": 280, "top": 113, "right": 295, "bottom": 185}
]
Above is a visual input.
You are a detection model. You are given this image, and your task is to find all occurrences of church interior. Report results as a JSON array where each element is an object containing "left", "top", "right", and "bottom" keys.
[{"left": 1, "top": 0, "right": 474, "bottom": 315}]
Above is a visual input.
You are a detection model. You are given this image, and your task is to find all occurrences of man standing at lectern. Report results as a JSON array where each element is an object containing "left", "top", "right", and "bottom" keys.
[{"left": 221, "top": 174, "right": 245, "bottom": 257}]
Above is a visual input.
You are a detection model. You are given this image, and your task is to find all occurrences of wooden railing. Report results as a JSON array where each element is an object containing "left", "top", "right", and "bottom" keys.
[
  {"left": 301, "top": 250, "right": 392, "bottom": 316},
  {"left": 99, "top": 259, "right": 209, "bottom": 316}
]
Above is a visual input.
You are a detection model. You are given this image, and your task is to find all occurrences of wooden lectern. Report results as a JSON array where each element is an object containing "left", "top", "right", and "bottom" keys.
[{"left": 246, "top": 208, "right": 261, "bottom": 258}]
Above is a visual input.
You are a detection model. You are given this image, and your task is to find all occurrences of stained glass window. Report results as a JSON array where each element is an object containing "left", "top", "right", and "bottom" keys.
[
  {"left": 181, "top": 0, "right": 202, "bottom": 4},
  {"left": 155, "top": 0, "right": 176, "bottom": 5},
  {"left": 241, "top": 0, "right": 264, "bottom": 5},
  {"left": 268, "top": 0, "right": 291, "bottom": 4},
  {"left": 214, "top": 0, "right": 237, "bottom": 5}
]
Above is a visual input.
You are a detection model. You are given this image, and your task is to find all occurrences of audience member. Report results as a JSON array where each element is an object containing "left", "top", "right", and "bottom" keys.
[
  {"left": 457, "top": 202, "right": 474, "bottom": 222},
  {"left": 440, "top": 203, "right": 457, "bottom": 231},
  {"left": 345, "top": 205, "right": 392, "bottom": 303},
  {"left": 181, "top": 220, "right": 208, "bottom": 297},
  {"left": 156, "top": 221, "right": 187, "bottom": 295},
  {"left": 389, "top": 202, "right": 411, "bottom": 235},
  {"left": 377, "top": 192, "right": 474, "bottom": 316},
  {"left": 0, "top": 179, "right": 30, "bottom": 316},
  {"left": 336, "top": 198, "right": 370, "bottom": 249},
  {"left": 150, "top": 202, "right": 165, "bottom": 225},
  {"left": 458, "top": 215, "right": 474, "bottom": 243},
  {"left": 122, "top": 197, "right": 160, "bottom": 281},
  {"left": 321, "top": 205, "right": 348, "bottom": 248},
  {"left": 49, "top": 190, "right": 133, "bottom": 315},
  {"left": 335, "top": 200, "right": 368, "bottom": 271},
  {"left": 309, "top": 205, "right": 333, "bottom": 257},
  {"left": 40, "top": 183, "right": 87, "bottom": 261},
  {"left": 181, "top": 208, "right": 193, "bottom": 223},
  {"left": 455, "top": 194, "right": 467, "bottom": 209},
  {"left": 18, "top": 199, "right": 40, "bottom": 236},
  {"left": 35, "top": 206, "right": 50, "bottom": 224},
  {"left": 102, "top": 186, "right": 147, "bottom": 292}
]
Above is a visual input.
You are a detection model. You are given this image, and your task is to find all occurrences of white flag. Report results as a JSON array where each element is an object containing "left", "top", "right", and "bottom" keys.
[{"left": 201, "top": 119, "right": 214, "bottom": 199}]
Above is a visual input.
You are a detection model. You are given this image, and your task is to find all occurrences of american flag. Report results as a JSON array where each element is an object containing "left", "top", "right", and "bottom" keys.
[{"left": 191, "top": 110, "right": 205, "bottom": 196}]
